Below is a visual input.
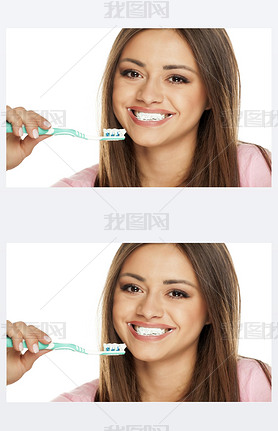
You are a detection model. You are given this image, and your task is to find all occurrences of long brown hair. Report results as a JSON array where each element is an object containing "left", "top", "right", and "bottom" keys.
[
  {"left": 95, "top": 243, "right": 271, "bottom": 401},
  {"left": 95, "top": 29, "right": 271, "bottom": 187}
]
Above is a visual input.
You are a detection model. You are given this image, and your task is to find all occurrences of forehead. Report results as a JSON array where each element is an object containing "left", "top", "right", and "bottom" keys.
[
  {"left": 119, "top": 29, "right": 197, "bottom": 68},
  {"left": 120, "top": 244, "right": 198, "bottom": 282}
]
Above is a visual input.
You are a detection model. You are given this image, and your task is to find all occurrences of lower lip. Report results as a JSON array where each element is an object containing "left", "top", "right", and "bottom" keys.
[
  {"left": 127, "top": 109, "right": 174, "bottom": 128},
  {"left": 128, "top": 324, "right": 174, "bottom": 342}
]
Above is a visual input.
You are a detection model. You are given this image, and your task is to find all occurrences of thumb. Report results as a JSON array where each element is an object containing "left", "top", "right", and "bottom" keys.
[{"left": 20, "top": 349, "right": 51, "bottom": 372}]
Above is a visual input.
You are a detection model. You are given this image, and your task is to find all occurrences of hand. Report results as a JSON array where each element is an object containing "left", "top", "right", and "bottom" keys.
[
  {"left": 6, "top": 320, "right": 52, "bottom": 385},
  {"left": 6, "top": 106, "right": 52, "bottom": 170}
]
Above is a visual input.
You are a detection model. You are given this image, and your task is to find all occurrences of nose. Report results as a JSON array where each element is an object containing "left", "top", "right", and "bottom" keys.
[
  {"left": 136, "top": 77, "right": 164, "bottom": 105},
  {"left": 136, "top": 292, "right": 164, "bottom": 320}
]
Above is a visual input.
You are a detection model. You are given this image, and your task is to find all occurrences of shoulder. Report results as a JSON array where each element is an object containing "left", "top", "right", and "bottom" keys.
[
  {"left": 52, "top": 379, "right": 99, "bottom": 402},
  {"left": 237, "top": 143, "right": 271, "bottom": 187},
  {"left": 52, "top": 164, "right": 99, "bottom": 187},
  {"left": 237, "top": 358, "right": 271, "bottom": 402}
]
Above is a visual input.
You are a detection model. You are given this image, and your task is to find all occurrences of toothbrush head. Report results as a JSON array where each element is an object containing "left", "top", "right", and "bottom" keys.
[
  {"left": 101, "top": 343, "right": 127, "bottom": 355},
  {"left": 101, "top": 128, "right": 126, "bottom": 141}
]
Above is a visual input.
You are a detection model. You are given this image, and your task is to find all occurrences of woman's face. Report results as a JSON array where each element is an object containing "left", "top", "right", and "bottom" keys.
[
  {"left": 113, "top": 244, "right": 210, "bottom": 364},
  {"left": 113, "top": 29, "right": 209, "bottom": 149}
]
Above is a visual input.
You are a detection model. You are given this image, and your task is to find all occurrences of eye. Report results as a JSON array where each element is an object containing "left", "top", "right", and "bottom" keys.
[
  {"left": 168, "top": 75, "right": 190, "bottom": 85},
  {"left": 168, "top": 290, "right": 190, "bottom": 299},
  {"left": 120, "top": 283, "right": 142, "bottom": 293},
  {"left": 120, "top": 69, "right": 142, "bottom": 79}
]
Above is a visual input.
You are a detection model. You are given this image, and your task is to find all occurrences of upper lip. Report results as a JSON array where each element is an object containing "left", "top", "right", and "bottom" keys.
[
  {"left": 128, "top": 321, "right": 176, "bottom": 329},
  {"left": 128, "top": 106, "right": 175, "bottom": 115}
]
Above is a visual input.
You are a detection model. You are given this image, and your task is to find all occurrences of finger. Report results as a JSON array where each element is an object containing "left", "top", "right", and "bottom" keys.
[
  {"left": 17, "top": 109, "right": 40, "bottom": 139},
  {"left": 6, "top": 321, "right": 24, "bottom": 352},
  {"left": 29, "top": 111, "right": 52, "bottom": 130},
  {"left": 15, "top": 109, "right": 51, "bottom": 138},
  {"left": 27, "top": 324, "right": 52, "bottom": 345},
  {"left": 6, "top": 107, "right": 24, "bottom": 138},
  {"left": 13, "top": 322, "right": 39, "bottom": 354},
  {"left": 20, "top": 349, "right": 52, "bottom": 372},
  {"left": 14, "top": 322, "right": 52, "bottom": 353}
]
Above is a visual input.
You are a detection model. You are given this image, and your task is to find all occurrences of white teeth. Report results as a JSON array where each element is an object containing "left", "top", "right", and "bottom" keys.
[
  {"left": 133, "top": 325, "right": 168, "bottom": 336},
  {"left": 132, "top": 110, "right": 171, "bottom": 121}
]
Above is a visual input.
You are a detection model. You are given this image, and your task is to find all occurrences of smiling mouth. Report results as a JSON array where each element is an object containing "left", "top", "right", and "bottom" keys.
[
  {"left": 128, "top": 109, "right": 173, "bottom": 122},
  {"left": 129, "top": 323, "right": 173, "bottom": 336}
]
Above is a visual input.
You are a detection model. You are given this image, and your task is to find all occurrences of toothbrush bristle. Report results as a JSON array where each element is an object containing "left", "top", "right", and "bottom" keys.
[
  {"left": 103, "top": 128, "right": 126, "bottom": 139},
  {"left": 103, "top": 343, "right": 126, "bottom": 352}
]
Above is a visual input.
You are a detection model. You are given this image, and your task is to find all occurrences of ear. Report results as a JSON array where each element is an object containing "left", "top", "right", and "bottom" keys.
[
  {"left": 204, "top": 104, "right": 211, "bottom": 111},
  {"left": 204, "top": 97, "right": 211, "bottom": 111},
  {"left": 204, "top": 314, "right": 211, "bottom": 325}
]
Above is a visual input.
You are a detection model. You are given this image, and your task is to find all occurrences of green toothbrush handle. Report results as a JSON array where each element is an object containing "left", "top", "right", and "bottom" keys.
[
  {"left": 6, "top": 336, "right": 51, "bottom": 350},
  {"left": 6, "top": 121, "right": 52, "bottom": 136}
]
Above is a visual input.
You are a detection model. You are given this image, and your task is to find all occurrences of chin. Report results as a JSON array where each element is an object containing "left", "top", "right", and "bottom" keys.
[{"left": 132, "top": 136, "right": 169, "bottom": 148}]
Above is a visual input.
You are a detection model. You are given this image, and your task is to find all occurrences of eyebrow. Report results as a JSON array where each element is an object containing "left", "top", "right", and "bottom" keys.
[
  {"left": 119, "top": 272, "right": 197, "bottom": 288},
  {"left": 119, "top": 58, "right": 197, "bottom": 75}
]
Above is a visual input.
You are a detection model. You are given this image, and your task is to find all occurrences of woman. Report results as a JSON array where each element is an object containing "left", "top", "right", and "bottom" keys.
[
  {"left": 7, "top": 243, "right": 271, "bottom": 401},
  {"left": 6, "top": 29, "right": 271, "bottom": 187}
]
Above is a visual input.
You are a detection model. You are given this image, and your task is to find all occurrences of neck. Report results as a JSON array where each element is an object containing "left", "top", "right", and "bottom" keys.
[
  {"left": 134, "top": 136, "right": 196, "bottom": 187},
  {"left": 135, "top": 348, "right": 197, "bottom": 402}
]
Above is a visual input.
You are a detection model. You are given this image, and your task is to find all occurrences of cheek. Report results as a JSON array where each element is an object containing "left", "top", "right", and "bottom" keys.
[
  {"left": 175, "top": 86, "right": 208, "bottom": 113},
  {"left": 175, "top": 301, "right": 208, "bottom": 329},
  {"left": 112, "top": 293, "right": 120, "bottom": 322},
  {"left": 112, "top": 292, "right": 128, "bottom": 327},
  {"left": 112, "top": 84, "right": 128, "bottom": 123}
]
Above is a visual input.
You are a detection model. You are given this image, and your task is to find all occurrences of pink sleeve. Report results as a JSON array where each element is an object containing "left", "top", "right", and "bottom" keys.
[
  {"left": 52, "top": 165, "right": 99, "bottom": 187},
  {"left": 238, "top": 359, "right": 271, "bottom": 402},
  {"left": 52, "top": 379, "right": 99, "bottom": 402},
  {"left": 238, "top": 144, "right": 271, "bottom": 187}
]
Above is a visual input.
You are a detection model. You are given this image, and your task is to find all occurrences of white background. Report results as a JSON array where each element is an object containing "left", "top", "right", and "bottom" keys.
[
  {"left": 6, "top": 28, "right": 272, "bottom": 187},
  {"left": 6, "top": 243, "right": 271, "bottom": 402}
]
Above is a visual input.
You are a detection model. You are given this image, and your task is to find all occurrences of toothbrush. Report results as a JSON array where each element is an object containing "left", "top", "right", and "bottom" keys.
[
  {"left": 6, "top": 337, "right": 126, "bottom": 356},
  {"left": 6, "top": 122, "right": 126, "bottom": 142}
]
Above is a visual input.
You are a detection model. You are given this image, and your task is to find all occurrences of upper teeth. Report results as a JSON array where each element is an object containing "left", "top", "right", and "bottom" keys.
[
  {"left": 131, "top": 110, "right": 171, "bottom": 121},
  {"left": 133, "top": 325, "right": 169, "bottom": 336}
]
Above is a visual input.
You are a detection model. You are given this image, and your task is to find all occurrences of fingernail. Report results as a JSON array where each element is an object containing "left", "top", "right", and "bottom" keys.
[
  {"left": 44, "top": 335, "right": 51, "bottom": 342},
  {"left": 33, "top": 129, "right": 39, "bottom": 139},
  {"left": 44, "top": 121, "right": 51, "bottom": 128},
  {"left": 19, "top": 342, "right": 23, "bottom": 351},
  {"left": 19, "top": 127, "right": 23, "bottom": 137},
  {"left": 33, "top": 343, "right": 39, "bottom": 353}
]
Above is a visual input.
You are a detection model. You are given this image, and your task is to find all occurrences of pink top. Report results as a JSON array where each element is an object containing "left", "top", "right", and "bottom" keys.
[
  {"left": 52, "top": 358, "right": 271, "bottom": 402},
  {"left": 52, "top": 144, "right": 271, "bottom": 187}
]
